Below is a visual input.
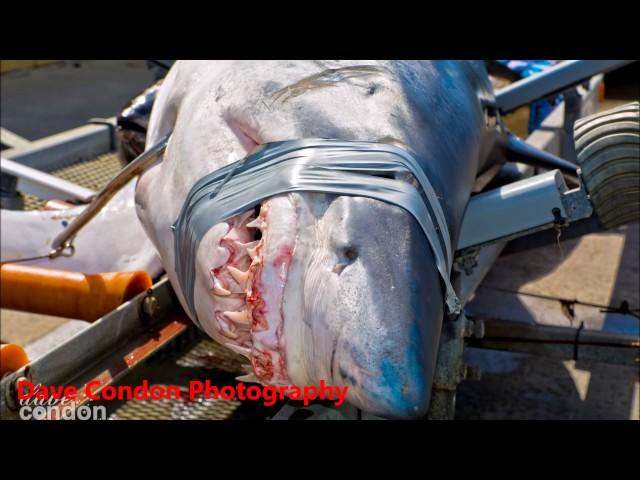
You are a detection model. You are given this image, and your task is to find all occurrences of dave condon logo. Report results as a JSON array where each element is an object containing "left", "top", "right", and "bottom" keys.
[{"left": 16, "top": 379, "right": 349, "bottom": 420}]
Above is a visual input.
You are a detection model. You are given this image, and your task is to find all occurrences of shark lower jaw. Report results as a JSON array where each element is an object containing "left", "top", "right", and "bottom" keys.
[{"left": 203, "top": 195, "right": 298, "bottom": 385}]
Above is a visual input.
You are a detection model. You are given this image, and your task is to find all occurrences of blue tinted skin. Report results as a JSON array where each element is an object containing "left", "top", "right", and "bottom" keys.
[{"left": 289, "top": 193, "right": 445, "bottom": 419}]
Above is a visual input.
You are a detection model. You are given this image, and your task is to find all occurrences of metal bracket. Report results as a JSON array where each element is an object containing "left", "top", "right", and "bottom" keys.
[
  {"left": 426, "top": 313, "right": 484, "bottom": 420},
  {"left": 456, "top": 169, "right": 593, "bottom": 253},
  {"left": 454, "top": 247, "right": 480, "bottom": 276},
  {"left": 560, "top": 183, "right": 593, "bottom": 222}
]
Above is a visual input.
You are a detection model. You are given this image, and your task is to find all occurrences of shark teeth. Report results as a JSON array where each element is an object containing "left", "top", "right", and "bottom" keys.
[
  {"left": 236, "top": 374, "right": 259, "bottom": 383},
  {"left": 236, "top": 210, "right": 254, "bottom": 226},
  {"left": 246, "top": 218, "right": 265, "bottom": 230},
  {"left": 211, "top": 274, "right": 231, "bottom": 296},
  {"left": 227, "top": 240, "right": 260, "bottom": 261},
  {"left": 223, "top": 309, "right": 251, "bottom": 325},
  {"left": 241, "top": 240, "right": 260, "bottom": 261},
  {"left": 218, "top": 317, "right": 239, "bottom": 339},
  {"left": 227, "top": 265, "right": 249, "bottom": 288},
  {"left": 210, "top": 205, "right": 287, "bottom": 384},
  {"left": 224, "top": 342, "right": 252, "bottom": 359}
]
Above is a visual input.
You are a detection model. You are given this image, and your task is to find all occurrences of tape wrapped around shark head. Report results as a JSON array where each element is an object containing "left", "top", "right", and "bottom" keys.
[{"left": 172, "top": 139, "right": 461, "bottom": 326}]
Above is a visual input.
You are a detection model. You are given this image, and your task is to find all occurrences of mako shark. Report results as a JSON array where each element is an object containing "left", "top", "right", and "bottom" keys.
[{"left": 1, "top": 61, "right": 495, "bottom": 418}]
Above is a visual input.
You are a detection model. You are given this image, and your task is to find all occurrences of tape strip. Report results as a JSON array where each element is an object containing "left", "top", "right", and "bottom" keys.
[{"left": 173, "top": 139, "right": 461, "bottom": 325}]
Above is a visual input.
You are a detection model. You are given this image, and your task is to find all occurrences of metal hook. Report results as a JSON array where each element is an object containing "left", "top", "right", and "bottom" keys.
[
  {"left": 49, "top": 133, "right": 171, "bottom": 256},
  {"left": 48, "top": 241, "right": 76, "bottom": 259},
  {"left": 1, "top": 241, "right": 76, "bottom": 266}
]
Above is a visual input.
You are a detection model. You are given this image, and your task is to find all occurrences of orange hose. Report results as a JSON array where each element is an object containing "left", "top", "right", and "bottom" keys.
[
  {"left": 0, "top": 264, "right": 152, "bottom": 322},
  {"left": 0, "top": 343, "right": 30, "bottom": 377}
]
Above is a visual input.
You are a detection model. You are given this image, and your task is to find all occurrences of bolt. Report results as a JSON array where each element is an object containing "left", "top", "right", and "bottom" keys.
[
  {"left": 5, "top": 376, "right": 28, "bottom": 411},
  {"left": 464, "top": 320, "right": 473, "bottom": 338},
  {"left": 464, "top": 365, "right": 482, "bottom": 381},
  {"left": 463, "top": 318, "right": 485, "bottom": 339},
  {"left": 473, "top": 319, "right": 485, "bottom": 339},
  {"left": 140, "top": 290, "right": 160, "bottom": 322}
]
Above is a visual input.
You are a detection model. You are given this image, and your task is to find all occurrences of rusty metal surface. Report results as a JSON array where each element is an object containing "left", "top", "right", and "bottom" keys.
[
  {"left": 104, "top": 331, "right": 273, "bottom": 420},
  {"left": 175, "top": 337, "right": 249, "bottom": 374},
  {"left": 426, "top": 313, "right": 484, "bottom": 420},
  {"left": 108, "top": 336, "right": 245, "bottom": 420},
  {"left": 110, "top": 394, "right": 242, "bottom": 420}
]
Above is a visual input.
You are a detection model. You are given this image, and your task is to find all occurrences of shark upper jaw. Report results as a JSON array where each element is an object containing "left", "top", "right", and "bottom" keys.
[
  {"left": 193, "top": 194, "right": 298, "bottom": 385},
  {"left": 192, "top": 190, "right": 440, "bottom": 419}
]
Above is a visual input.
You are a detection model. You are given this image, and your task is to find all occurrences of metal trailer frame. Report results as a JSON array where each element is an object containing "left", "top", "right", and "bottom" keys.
[
  {"left": 1, "top": 61, "right": 638, "bottom": 420},
  {"left": 0, "top": 157, "right": 95, "bottom": 202},
  {"left": 1, "top": 117, "right": 116, "bottom": 209},
  {"left": 494, "top": 60, "right": 634, "bottom": 113}
]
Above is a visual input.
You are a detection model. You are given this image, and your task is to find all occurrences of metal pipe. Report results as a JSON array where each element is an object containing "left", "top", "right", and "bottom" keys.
[
  {"left": 49, "top": 134, "right": 170, "bottom": 257},
  {"left": 1, "top": 156, "right": 95, "bottom": 202},
  {"left": 457, "top": 170, "right": 570, "bottom": 251},
  {"left": 468, "top": 318, "right": 639, "bottom": 367},
  {"left": 495, "top": 60, "right": 635, "bottom": 113}
]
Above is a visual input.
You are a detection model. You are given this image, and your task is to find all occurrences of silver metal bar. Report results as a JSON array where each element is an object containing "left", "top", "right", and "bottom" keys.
[
  {"left": 495, "top": 60, "right": 634, "bottom": 113},
  {"left": 456, "top": 169, "right": 593, "bottom": 251},
  {"left": 49, "top": 134, "right": 170, "bottom": 257},
  {"left": 1, "top": 156, "right": 95, "bottom": 202},
  {"left": 0, "top": 127, "right": 31, "bottom": 149},
  {"left": 2, "top": 117, "right": 117, "bottom": 171},
  {"left": 468, "top": 319, "right": 640, "bottom": 367}
]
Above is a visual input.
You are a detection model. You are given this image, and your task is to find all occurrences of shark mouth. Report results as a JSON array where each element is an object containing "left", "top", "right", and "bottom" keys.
[{"left": 207, "top": 196, "right": 297, "bottom": 385}]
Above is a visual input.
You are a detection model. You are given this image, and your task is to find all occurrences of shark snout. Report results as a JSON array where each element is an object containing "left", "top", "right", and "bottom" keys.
[
  {"left": 283, "top": 193, "right": 447, "bottom": 418},
  {"left": 333, "top": 319, "right": 434, "bottom": 419}
]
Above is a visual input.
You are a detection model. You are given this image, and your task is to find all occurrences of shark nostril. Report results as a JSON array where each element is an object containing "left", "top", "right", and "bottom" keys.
[
  {"left": 342, "top": 246, "right": 358, "bottom": 262},
  {"left": 333, "top": 246, "right": 358, "bottom": 275}
]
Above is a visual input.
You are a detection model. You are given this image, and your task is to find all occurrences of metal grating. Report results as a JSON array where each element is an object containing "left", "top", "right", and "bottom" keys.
[
  {"left": 107, "top": 332, "right": 255, "bottom": 420},
  {"left": 175, "top": 337, "right": 251, "bottom": 374},
  {"left": 21, "top": 152, "right": 124, "bottom": 210},
  {"left": 109, "top": 389, "right": 242, "bottom": 420}
]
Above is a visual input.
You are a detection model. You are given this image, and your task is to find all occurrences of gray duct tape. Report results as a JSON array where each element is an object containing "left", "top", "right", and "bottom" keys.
[{"left": 173, "top": 139, "right": 461, "bottom": 326}]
